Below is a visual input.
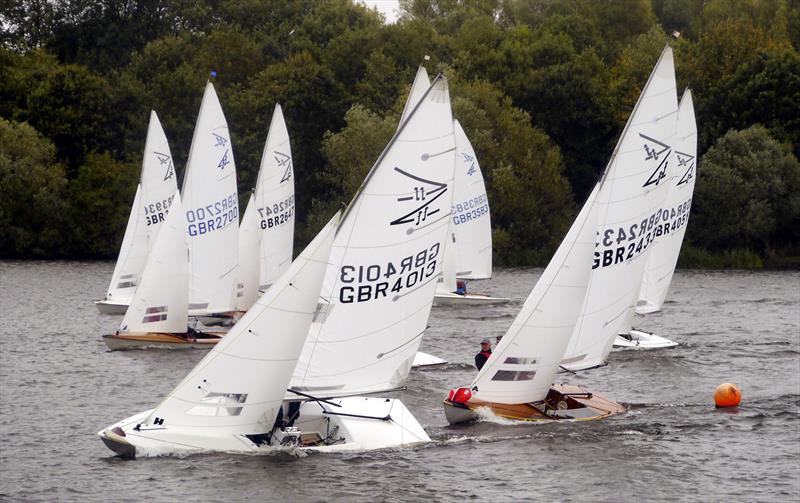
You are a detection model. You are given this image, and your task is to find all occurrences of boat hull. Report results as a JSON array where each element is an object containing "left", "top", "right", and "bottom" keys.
[
  {"left": 102, "top": 332, "right": 223, "bottom": 351},
  {"left": 412, "top": 351, "right": 448, "bottom": 369},
  {"left": 443, "top": 384, "right": 625, "bottom": 425},
  {"left": 433, "top": 291, "right": 510, "bottom": 306},
  {"left": 613, "top": 329, "right": 678, "bottom": 349},
  {"left": 98, "top": 397, "right": 430, "bottom": 458},
  {"left": 95, "top": 299, "right": 130, "bottom": 315}
]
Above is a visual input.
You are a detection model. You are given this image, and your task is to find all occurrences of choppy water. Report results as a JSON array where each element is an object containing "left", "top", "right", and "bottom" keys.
[{"left": 0, "top": 262, "right": 798, "bottom": 501}]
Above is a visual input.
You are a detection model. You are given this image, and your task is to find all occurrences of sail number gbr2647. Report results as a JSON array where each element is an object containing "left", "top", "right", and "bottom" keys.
[
  {"left": 339, "top": 243, "right": 440, "bottom": 303},
  {"left": 257, "top": 195, "right": 294, "bottom": 229}
]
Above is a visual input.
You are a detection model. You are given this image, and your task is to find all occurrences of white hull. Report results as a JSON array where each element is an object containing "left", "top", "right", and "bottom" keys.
[
  {"left": 98, "top": 397, "right": 430, "bottom": 458},
  {"left": 613, "top": 329, "right": 678, "bottom": 349},
  {"left": 433, "top": 291, "right": 510, "bottom": 306},
  {"left": 634, "top": 303, "right": 661, "bottom": 315},
  {"left": 412, "top": 351, "right": 447, "bottom": 369},
  {"left": 95, "top": 299, "right": 130, "bottom": 315}
]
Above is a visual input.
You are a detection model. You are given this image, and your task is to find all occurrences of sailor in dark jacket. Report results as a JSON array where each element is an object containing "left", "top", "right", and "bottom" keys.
[{"left": 474, "top": 339, "right": 492, "bottom": 370}]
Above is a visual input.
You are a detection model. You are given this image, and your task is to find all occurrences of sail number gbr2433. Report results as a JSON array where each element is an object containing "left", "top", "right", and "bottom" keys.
[{"left": 339, "top": 243, "right": 440, "bottom": 303}]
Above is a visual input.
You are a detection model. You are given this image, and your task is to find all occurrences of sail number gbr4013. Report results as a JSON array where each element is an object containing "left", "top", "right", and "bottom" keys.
[
  {"left": 338, "top": 243, "right": 440, "bottom": 303},
  {"left": 593, "top": 197, "right": 692, "bottom": 269}
]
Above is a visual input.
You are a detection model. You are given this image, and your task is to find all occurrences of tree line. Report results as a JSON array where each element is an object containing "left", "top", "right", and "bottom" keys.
[{"left": 1, "top": 0, "right": 798, "bottom": 267}]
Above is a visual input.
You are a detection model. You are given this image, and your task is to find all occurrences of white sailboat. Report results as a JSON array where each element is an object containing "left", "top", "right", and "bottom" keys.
[
  {"left": 444, "top": 46, "right": 678, "bottom": 423},
  {"left": 234, "top": 192, "right": 261, "bottom": 312},
  {"left": 102, "top": 193, "right": 226, "bottom": 350},
  {"left": 183, "top": 82, "right": 240, "bottom": 322},
  {"left": 285, "top": 75, "right": 456, "bottom": 446},
  {"left": 615, "top": 90, "right": 697, "bottom": 349},
  {"left": 99, "top": 214, "right": 339, "bottom": 457},
  {"left": 434, "top": 119, "right": 509, "bottom": 306},
  {"left": 96, "top": 111, "right": 178, "bottom": 314}
]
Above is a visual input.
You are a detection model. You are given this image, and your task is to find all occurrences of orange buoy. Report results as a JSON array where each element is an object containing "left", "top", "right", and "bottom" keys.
[{"left": 714, "top": 383, "right": 742, "bottom": 408}]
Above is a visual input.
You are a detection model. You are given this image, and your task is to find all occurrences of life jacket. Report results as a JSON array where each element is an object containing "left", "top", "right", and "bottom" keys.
[{"left": 479, "top": 350, "right": 492, "bottom": 358}]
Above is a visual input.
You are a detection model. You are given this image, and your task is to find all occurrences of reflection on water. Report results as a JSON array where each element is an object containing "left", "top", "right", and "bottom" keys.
[{"left": 0, "top": 262, "right": 798, "bottom": 501}]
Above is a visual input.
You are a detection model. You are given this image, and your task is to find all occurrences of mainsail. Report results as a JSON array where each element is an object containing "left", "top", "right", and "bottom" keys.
[
  {"left": 562, "top": 46, "right": 679, "bottom": 371},
  {"left": 452, "top": 119, "right": 492, "bottom": 279},
  {"left": 143, "top": 214, "right": 338, "bottom": 434},
  {"left": 119, "top": 192, "right": 188, "bottom": 334},
  {"left": 182, "top": 82, "right": 239, "bottom": 314},
  {"left": 291, "top": 76, "right": 456, "bottom": 397},
  {"left": 637, "top": 90, "right": 697, "bottom": 314},
  {"left": 106, "top": 111, "right": 177, "bottom": 303},
  {"left": 235, "top": 193, "right": 261, "bottom": 311},
  {"left": 255, "top": 104, "right": 295, "bottom": 290},
  {"left": 398, "top": 66, "right": 431, "bottom": 128}
]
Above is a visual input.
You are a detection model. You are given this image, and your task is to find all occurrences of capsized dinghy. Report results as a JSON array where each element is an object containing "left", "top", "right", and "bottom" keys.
[
  {"left": 96, "top": 111, "right": 177, "bottom": 314},
  {"left": 103, "top": 193, "right": 225, "bottom": 350}
]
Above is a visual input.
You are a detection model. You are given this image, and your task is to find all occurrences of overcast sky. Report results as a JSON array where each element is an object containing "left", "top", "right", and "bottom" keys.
[{"left": 360, "top": 0, "right": 401, "bottom": 23}]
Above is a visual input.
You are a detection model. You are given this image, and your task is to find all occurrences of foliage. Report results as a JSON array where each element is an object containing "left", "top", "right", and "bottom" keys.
[
  {"left": 0, "top": 0, "right": 797, "bottom": 266},
  {"left": 690, "top": 126, "right": 800, "bottom": 253}
]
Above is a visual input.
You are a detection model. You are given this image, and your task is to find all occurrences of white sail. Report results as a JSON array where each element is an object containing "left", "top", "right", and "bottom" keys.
[
  {"left": 436, "top": 224, "right": 458, "bottom": 294},
  {"left": 235, "top": 193, "right": 260, "bottom": 311},
  {"left": 563, "top": 46, "right": 679, "bottom": 371},
  {"left": 182, "top": 82, "right": 239, "bottom": 314},
  {"left": 469, "top": 184, "right": 600, "bottom": 404},
  {"left": 119, "top": 192, "right": 188, "bottom": 334},
  {"left": 291, "top": 76, "right": 456, "bottom": 397},
  {"left": 452, "top": 119, "right": 492, "bottom": 279},
  {"left": 105, "top": 111, "right": 178, "bottom": 302},
  {"left": 142, "top": 213, "right": 338, "bottom": 433},
  {"left": 637, "top": 90, "right": 697, "bottom": 314},
  {"left": 255, "top": 104, "right": 295, "bottom": 290},
  {"left": 398, "top": 65, "right": 431, "bottom": 128}
]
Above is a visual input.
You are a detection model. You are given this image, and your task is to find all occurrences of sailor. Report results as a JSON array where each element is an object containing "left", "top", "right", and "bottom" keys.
[
  {"left": 456, "top": 280, "right": 467, "bottom": 295},
  {"left": 496, "top": 335, "right": 503, "bottom": 345},
  {"left": 475, "top": 339, "right": 492, "bottom": 370}
]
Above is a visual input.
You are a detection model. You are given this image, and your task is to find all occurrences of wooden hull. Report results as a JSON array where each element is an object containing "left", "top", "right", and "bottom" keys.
[
  {"left": 102, "top": 332, "right": 224, "bottom": 351},
  {"left": 443, "top": 384, "right": 625, "bottom": 424},
  {"left": 433, "top": 291, "right": 510, "bottom": 306}
]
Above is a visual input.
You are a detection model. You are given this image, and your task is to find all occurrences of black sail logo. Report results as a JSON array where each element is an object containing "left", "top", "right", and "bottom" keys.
[
  {"left": 154, "top": 151, "right": 174, "bottom": 181},
  {"left": 390, "top": 167, "right": 447, "bottom": 227},
  {"left": 275, "top": 150, "right": 292, "bottom": 183},
  {"left": 640, "top": 133, "right": 671, "bottom": 188},
  {"left": 675, "top": 151, "right": 695, "bottom": 186}
]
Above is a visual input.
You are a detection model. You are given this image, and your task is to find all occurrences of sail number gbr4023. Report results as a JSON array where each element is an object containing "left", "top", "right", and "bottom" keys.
[{"left": 338, "top": 243, "right": 440, "bottom": 303}]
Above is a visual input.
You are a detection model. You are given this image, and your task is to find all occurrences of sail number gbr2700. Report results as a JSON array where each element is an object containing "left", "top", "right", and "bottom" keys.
[{"left": 338, "top": 243, "right": 440, "bottom": 303}]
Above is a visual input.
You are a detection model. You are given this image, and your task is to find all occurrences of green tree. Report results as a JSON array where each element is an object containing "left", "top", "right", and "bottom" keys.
[
  {"left": 691, "top": 125, "right": 800, "bottom": 253},
  {"left": 0, "top": 119, "right": 69, "bottom": 257},
  {"left": 67, "top": 152, "right": 139, "bottom": 257}
]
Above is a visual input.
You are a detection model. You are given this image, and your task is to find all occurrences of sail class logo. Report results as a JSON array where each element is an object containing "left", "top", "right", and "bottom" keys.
[
  {"left": 154, "top": 151, "right": 174, "bottom": 181},
  {"left": 390, "top": 167, "right": 447, "bottom": 227},
  {"left": 461, "top": 153, "right": 477, "bottom": 176},
  {"left": 640, "top": 133, "right": 671, "bottom": 188},
  {"left": 275, "top": 151, "right": 293, "bottom": 183},
  {"left": 675, "top": 151, "right": 695, "bottom": 186},
  {"left": 212, "top": 132, "right": 228, "bottom": 147}
]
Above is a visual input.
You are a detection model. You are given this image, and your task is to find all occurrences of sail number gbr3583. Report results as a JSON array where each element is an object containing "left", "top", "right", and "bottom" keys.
[{"left": 338, "top": 243, "right": 440, "bottom": 303}]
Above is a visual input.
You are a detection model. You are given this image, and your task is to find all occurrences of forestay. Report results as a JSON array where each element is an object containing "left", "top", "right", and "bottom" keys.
[
  {"left": 235, "top": 193, "right": 261, "bottom": 311},
  {"left": 469, "top": 184, "right": 600, "bottom": 404},
  {"left": 142, "top": 214, "right": 338, "bottom": 433},
  {"left": 119, "top": 192, "right": 188, "bottom": 334},
  {"left": 106, "top": 111, "right": 177, "bottom": 303},
  {"left": 452, "top": 119, "right": 492, "bottom": 279},
  {"left": 255, "top": 104, "right": 295, "bottom": 290},
  {"left": 182, "top": 82, "right": 239, "bottom": 314},
  {"left": 563, "top": 46, "right": 679, "bottom": 371},
  {"left": 291, "top": 76, "right": 456, "bottom": 397},
  {"left": 637, "top": 90, "right": 697, "bottom": 314}
]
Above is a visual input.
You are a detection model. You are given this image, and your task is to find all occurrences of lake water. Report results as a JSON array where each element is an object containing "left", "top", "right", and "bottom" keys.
[{"left": 0, "top": 262, "right": 798, "bottom": 501}]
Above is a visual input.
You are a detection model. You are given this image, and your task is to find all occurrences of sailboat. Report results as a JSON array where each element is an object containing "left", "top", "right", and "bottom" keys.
[
  {"left": 102, "top": 193, "right": 226, "bottom": 350},
  {"left": 614, "top": 90, "right": 697, "bottom": 349},
  {"left": 181, "top": 81, "right": 241, "bottom": 325},
  {"left": 99, "top": 214, "right": 340, "bottom": 457},
  {"left": 234, "top": 104, "right": 296, "bottom": 313},
  {"left": 444, "top": 46, "right": 678, "bottom": 423},
  {"left": 99, "top": 75, "right": 455, "bottom": 457},
  {"left": 434, "top": 119, "right": 509, "bottom": 306},
  {"left": 96, "top": 111, "right": 178, "bottom": 314},
  {"left": 284, "top": 75, "right": 456, "bottom": 446}
]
